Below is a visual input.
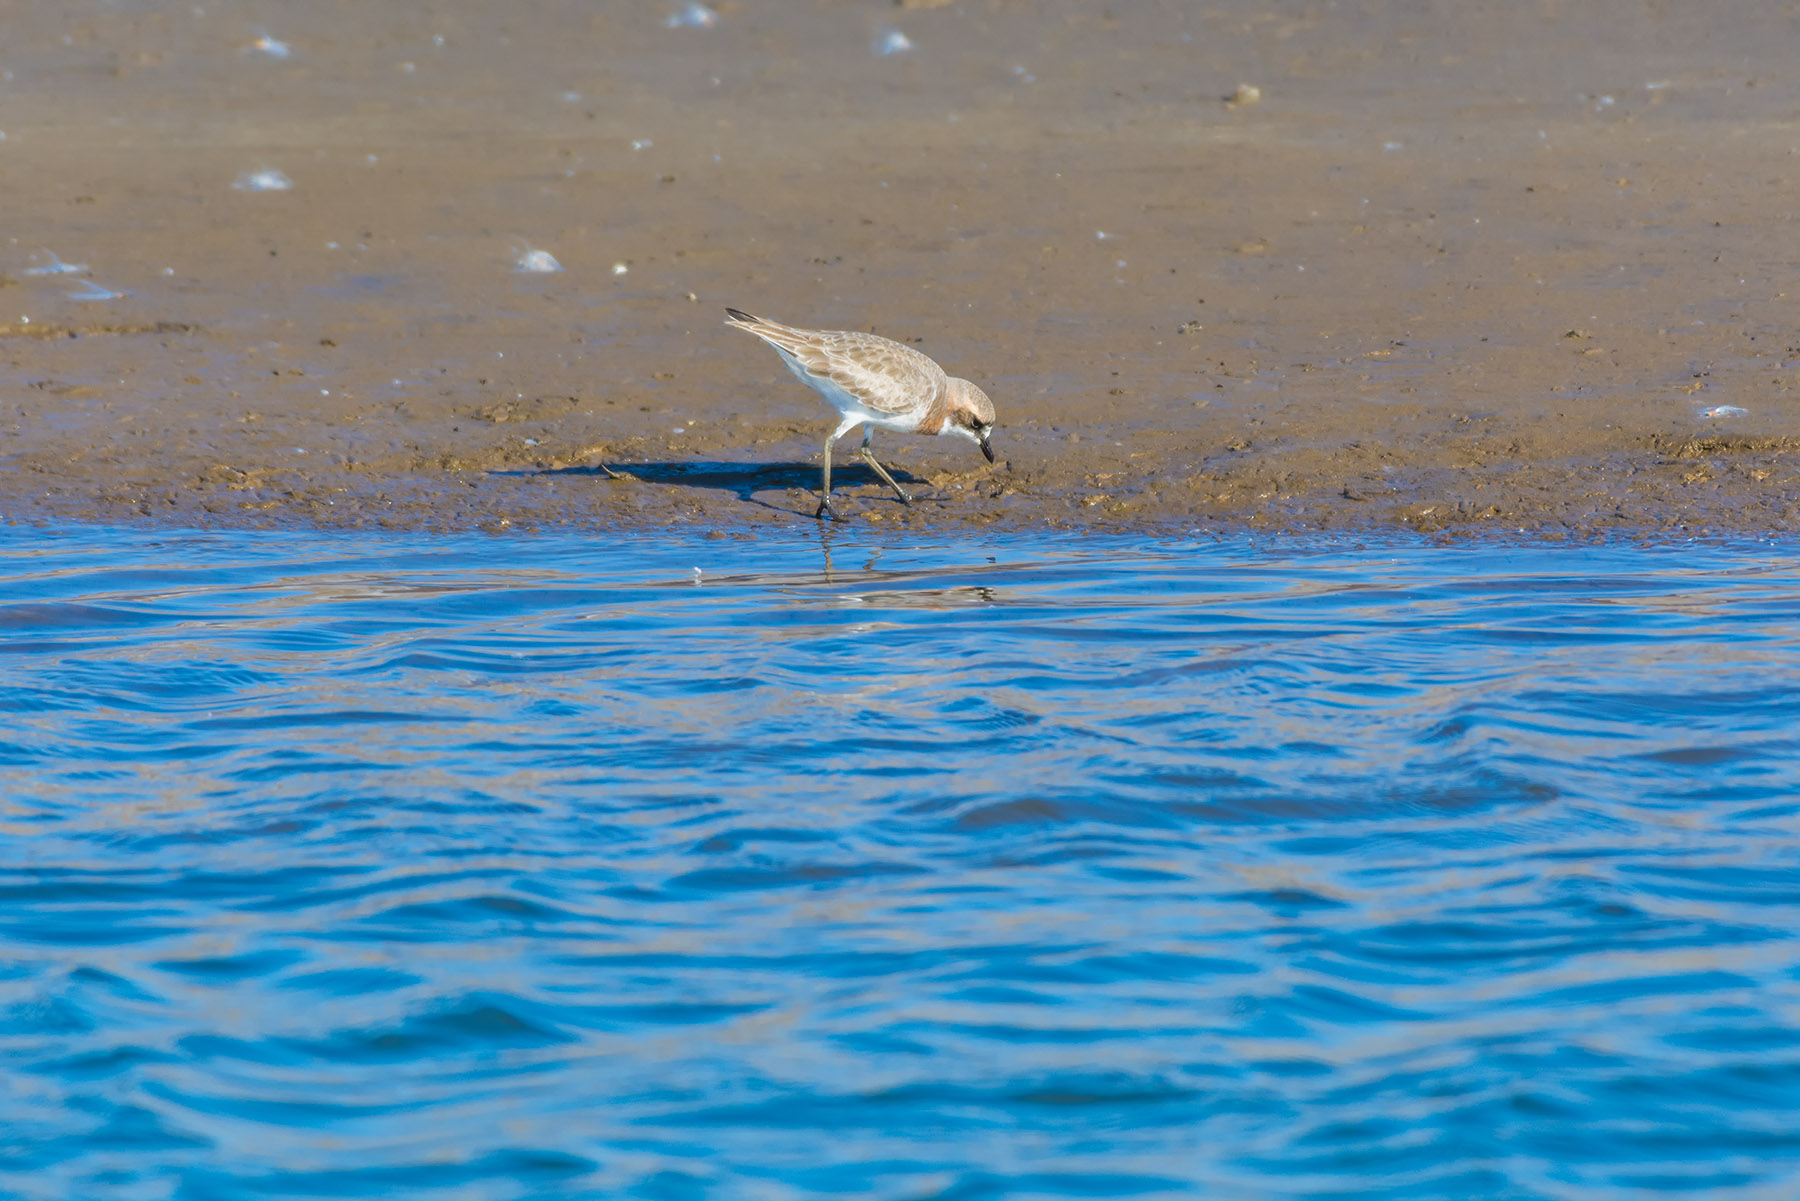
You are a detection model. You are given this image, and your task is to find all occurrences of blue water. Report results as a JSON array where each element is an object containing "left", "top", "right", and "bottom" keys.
[{"left": 4, "top": 527, "right": 1799, "bottom": 1200}]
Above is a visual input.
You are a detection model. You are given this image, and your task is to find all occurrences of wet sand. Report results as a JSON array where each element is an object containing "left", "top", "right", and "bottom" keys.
[{"left": 3, "top": 0, "right": 1798, "bottom": 539}]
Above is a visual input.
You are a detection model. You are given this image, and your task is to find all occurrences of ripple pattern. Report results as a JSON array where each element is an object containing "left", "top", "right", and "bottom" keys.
[{"left": 2, "top": 530, "right": 1798, "bottom": 1199}]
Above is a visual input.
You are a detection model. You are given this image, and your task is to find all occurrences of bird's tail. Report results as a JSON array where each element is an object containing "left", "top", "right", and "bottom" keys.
[{"left": 723, "top": 308, "right": 811, "bottom": 355}]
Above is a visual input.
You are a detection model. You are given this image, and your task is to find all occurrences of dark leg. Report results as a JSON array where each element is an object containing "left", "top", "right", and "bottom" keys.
[
  {"left": 815, "top": 429, "right": 840, "bottom": 520},
  {"left": 860, "top": 427, "right": 913, "bottom": 505}
]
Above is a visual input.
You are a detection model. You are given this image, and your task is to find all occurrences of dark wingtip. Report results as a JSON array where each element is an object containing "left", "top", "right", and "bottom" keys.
[{"left": 724, "top": 307, "right": 757, "bottom": 324}]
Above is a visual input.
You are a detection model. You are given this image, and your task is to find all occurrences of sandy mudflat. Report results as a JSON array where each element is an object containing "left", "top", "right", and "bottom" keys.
[{"left": 2, "top": 0, "right": 1797, "bottom": 538}]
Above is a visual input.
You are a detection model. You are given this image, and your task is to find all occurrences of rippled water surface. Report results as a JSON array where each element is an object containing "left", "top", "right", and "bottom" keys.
[{"left": 4, "top": 527, "right": 1799, "bottom": 1200}]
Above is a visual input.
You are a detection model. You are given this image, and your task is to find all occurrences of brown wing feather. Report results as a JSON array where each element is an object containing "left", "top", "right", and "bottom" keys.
[{"left": 725, "top": 311, "right": 946, "bottom": 417}]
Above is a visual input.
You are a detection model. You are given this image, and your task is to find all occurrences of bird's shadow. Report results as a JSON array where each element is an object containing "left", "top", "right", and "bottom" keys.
[{"left": 494, "top": 459, "right": 925, "bottom": 512}]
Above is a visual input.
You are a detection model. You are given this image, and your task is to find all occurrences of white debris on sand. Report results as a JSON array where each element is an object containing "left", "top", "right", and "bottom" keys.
[
  {"left": 25, "top": 251, "right": 86, "bottom": 276},
  {"left": 666, "top": 3, "right": 718, "bottom": 29},
  {"left": 873, "top": 28, "right": 914, "bottom": 55},
  {"left": 515, "top": 248, "right": 564, "bottom": 273},
  {"left": 68, "top": 280, "right": 124, "bottom": 302},
  {"left": 233, "top": 169, "right": 293, "bottom": 192}
]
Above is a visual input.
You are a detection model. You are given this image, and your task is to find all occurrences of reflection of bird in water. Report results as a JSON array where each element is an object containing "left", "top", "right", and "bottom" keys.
[
  {"left": 823, "top": 585, "right": 1000, "bottom": 610},
  {"left": 724, "top": 308, "right": 997, "bottom": 520}
]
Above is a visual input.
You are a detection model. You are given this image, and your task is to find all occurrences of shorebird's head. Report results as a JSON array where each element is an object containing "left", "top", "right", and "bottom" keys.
[{"left": 943, "top": 377, "right": 997, "bottom": 463}]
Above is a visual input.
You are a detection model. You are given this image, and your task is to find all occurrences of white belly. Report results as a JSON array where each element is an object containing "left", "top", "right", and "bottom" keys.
[{"left": 776, "top": 349, "right": 920, "bottom": 434}]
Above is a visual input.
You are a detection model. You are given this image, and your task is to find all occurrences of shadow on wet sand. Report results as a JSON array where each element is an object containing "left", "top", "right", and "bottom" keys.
[{"left": 494, "top": 460, "right": 927, "bottom": 517}]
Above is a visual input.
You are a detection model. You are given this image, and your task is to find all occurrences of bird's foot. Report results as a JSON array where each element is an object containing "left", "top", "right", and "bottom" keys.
[{"left": 814, "top": 498, "right": 841, "bottom": 521}]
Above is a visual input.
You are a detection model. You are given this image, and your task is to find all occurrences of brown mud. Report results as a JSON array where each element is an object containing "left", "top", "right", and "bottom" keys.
[{"left": 3, "top": 1, "right": 1799, "bottom": 540}]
